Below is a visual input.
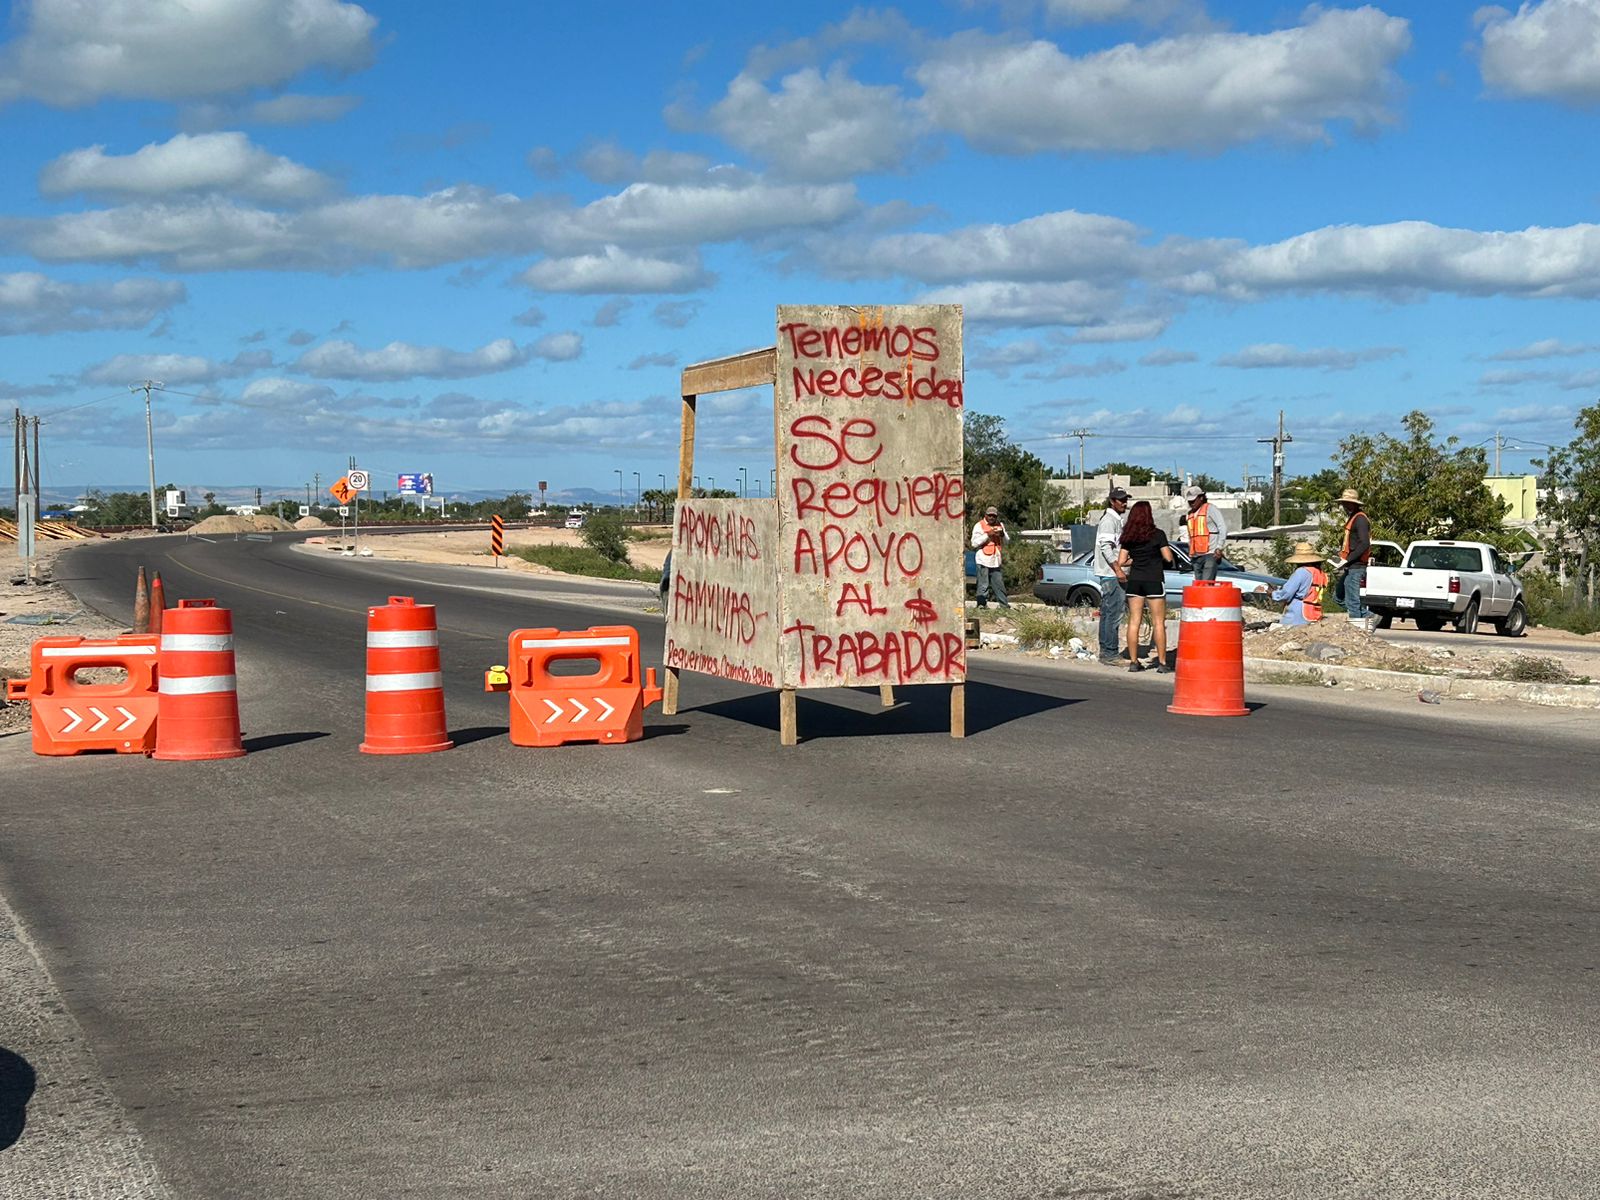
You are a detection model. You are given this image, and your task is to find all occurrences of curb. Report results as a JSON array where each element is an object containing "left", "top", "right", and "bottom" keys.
[{"left": 1243, "top": 657, "right": 1600, "bottom": 709}]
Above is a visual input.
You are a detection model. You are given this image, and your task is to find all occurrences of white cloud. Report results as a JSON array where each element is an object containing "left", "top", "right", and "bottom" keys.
[
  {"left": 40, "top": 133, "right": 329, "bottom": 203},
  {"left": 1477, "top": 0, "right": 1600, "bottom": 104},
  {"left": 181, "top": 93, "right": 361, "bottom": 131},
  {"left": 914, "top": 8, "right": 1411, "bottom": 154},
  {"left": 511, "top": 306, "right": 546, "bottom": 328},
  {"left": 703, "top": 66, "right": 922, "bottom": 180},
  {"left": 1195, "top": 220, "right": 1600, "bottom": 299},
  {"left": 292, "top": 337, "right": 534, "bottom": 381},
  {"left": 531, "top": 331, "right": 583, "bottom": 361},
  {"left": 574, "top": 143, "right": 713, "bottom": 185},
  {"left": 627, "top": 351, "right": 678, "bottom": 369},
  {"left": 917, "top": 279, "right": 1134, "bottom": 327},
  {"left": 81, "top": 349, "right": 269, "bottom": 385},
  {"left": 1215, "top": 343, "right": 1404, "bottom": 371},
  {"left": 5, "top": 174, "right": 857, "bottom": 272},
  {"left": 519, "top": 247, "right": 712, "bottom": 294},
  {"left": 1486, "top": 337, "right": 1598, "bottom": 359},
  {"left": 653, "top": 300, "right": 701, "bottom": 328},
  {"left": 593, "top": 299, "right": 632, "bottom": 326},
  {"left": 0, "top": 271, "right": 184, "bottom": 335},
  {"left": 0, "top": 0, "right": 378, "bottom": 107},
  {"left": 1026, "top": 357, "right": 1127, "bottom": 379},
  {"left": 1140, "top": 348, "right": 1198, "bottom": 365}
]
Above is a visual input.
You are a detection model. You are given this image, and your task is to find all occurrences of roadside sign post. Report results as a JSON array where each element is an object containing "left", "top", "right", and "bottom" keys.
[
  {"left": 18, "top": 494, "right": 36, "bottom": 583},
  {"left": 347, "top": 469, "right": 369, "bottom": 555},
  {"left": 491, "top": 514, "right": 505, "bottom": 566}
]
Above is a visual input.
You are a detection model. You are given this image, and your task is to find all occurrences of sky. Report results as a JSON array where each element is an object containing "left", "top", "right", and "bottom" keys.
[{"left": 4, "top": 0, "right": 1600, "bottom": 505}]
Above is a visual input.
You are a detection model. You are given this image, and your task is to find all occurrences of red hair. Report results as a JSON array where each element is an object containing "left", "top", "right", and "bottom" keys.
[{"left": 1119, "top": 500, "right": 1157, "bottom": 546}]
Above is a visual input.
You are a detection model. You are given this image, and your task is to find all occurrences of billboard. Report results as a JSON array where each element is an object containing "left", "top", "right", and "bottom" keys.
[{"left": 397, "top": 473, "right": 433, "bottom": 495}]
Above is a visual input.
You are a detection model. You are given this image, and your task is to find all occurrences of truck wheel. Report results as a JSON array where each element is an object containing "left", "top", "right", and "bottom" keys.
[
  {"left": 1494, "top": 600, "right": 1528, "bottom": 638},
  {"left": 1415, "top": 616, "right": 1445, "bottom": 632},
  {"left": 1454, "top": 598, "right": 1480, "bottom": 635}
]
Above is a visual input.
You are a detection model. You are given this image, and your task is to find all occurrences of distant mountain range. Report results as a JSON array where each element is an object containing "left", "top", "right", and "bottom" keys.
[{"left": 29, "top": 483, "right": 640, "bottom": 507}]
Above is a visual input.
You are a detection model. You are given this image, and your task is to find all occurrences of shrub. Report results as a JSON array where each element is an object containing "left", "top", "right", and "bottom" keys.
[
  {"left": 1003, "top": 540, "right": 1054, "bottom": 594},
  {"left": 580, "top": 511, "right": 631, "bottom": 564},
  {"left": 508, "top": 544, "right": 656, "bottom": 581},
  {"left": 1491, "top": 655, "right": 1572, "bottom": 684},
  {"left": 1521, "top": 569, "right": 1600, "bottom": 635},
  {"left": 1011, "top": 607, "right": 1084, "bottom": 649}
]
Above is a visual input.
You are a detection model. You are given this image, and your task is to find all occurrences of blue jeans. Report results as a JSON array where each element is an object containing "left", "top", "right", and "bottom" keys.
[
  {"left": 977, "top": 565, "right": 1009, "bottom": 607},
  {"left": 1341, "top": 565, "right": 1368, "bottom": 619},
  {"left": 1098, "top": 576, "right": 1124, "bottom": 657},
  {"left": 1191, "top": 553, "right": 1220, "bottom": 581}
]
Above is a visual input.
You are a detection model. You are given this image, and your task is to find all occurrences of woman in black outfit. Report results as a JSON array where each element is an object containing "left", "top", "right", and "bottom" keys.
[{"left": 1115, "top": 500, "right": 1174, "bottom": 672}]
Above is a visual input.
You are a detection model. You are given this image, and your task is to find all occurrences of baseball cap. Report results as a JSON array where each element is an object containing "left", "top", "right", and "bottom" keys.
[
  {"left": 1183, "top": 485, "right": 1205, "bottom": 501},
  {"left": 984, "top": 505, "right": 999, "bottom": 516},
  {"left": 1107, "top": 487, "right": 1131, "bottom": 501}
]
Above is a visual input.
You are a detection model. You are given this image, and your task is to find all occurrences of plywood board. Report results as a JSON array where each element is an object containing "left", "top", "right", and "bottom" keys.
[
  {"left": 774, "top": 304, "right": 966, "bottom": 690},
  {"left": 663, "top": 498, "right": 781, "bottom": 689},
  {"left": 681, "top": 347, "right": 776, "bottom": 397}
]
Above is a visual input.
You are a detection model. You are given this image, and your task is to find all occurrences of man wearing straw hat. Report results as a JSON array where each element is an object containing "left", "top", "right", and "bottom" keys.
[
  {"left": 1272, "top": 542, "right": 1328, "bottom": 626},
  {"left": 1331, "top": 488, "right": 1372, "bottom": 623}
]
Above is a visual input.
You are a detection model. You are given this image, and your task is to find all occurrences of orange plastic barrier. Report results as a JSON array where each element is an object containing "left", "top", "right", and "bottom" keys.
[
  {"left": 4, "top": 635, "right": 160, "bottom": 756},
  {"left": 1168, "top": 580, "right": 1249, "bottom": 718},
  {"left": 485, "top": 625, "right": 661, "bottom": 747},
  {"left": 154, "top": 599, "right": 246, "bottom": 761},
  {"left": 361, "top": 596, "right": 452, "bottom": 755}
]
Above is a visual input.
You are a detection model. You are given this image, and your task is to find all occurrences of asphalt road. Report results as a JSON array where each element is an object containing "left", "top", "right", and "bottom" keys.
[{"left": 2, "top": 533, "right": 1598, "bottom": 1198}]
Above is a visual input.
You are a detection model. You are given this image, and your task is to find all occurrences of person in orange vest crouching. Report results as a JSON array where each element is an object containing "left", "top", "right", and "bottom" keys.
[
  {"left": 1182, "top": 485, "right": 1227, "bottom": 581},
  {"left": 970, "top": 505, "right": 1012, "bottom": 609},
  {"left": 1272, "top": 542, "right": 1328, "bottom": 626}
]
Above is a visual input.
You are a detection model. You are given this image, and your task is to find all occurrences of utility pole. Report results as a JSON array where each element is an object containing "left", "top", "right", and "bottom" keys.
[
  {"left": 313, "top": 471, "right": 322, "bottom": 507},
  {"left": 1494, "top": 430, "right": 1503, "bottom": 476},
  {"left": 1069, "top": 428, "right": 1091, "bottom": 511},
  {"left": 130, "top": 380, "right": 162, "bottom": 528},
  {"left": 12, "top": 408, "right": 20, "bottom": 518},
  {"left": 31, "top": 416, "right": 41, "bottom": 512},
  {"left": 1257, "top": 410, "right": 1293, "bottom": 527}
]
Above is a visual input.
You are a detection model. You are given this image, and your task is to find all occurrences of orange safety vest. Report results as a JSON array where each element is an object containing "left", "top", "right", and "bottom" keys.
[
  {"left": 1302, "top": 566, "right": 1327, "bottom": 622},
  {"left": 1341, "top": 510, "right": 1369, "bottom": 564},
  {"left": 1186, "top": 503, "right": 1213, "bottom": 555},
  {"left": 980, "top": 519, "right": 1004, "bottom": 556}
]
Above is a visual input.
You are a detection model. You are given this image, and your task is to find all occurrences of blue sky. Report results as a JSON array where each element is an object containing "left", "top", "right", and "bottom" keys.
[{"left": 4, "top": 0, "right": 1600, "bottom": 503}]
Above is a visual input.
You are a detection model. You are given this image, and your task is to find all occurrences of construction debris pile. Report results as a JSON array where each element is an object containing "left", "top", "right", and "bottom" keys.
[
  {"left": 1243, "top": 620, "right": 1582, "bottom": 682},
  {"left": 189, "top": 514, "right": 295, "bottom": 534}
]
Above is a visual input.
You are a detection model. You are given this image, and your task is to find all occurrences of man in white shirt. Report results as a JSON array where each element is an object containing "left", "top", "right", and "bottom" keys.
[
  {"left": 970, "top": 505, "right": 1011, "bottom": 609},
  {"left": 1094, "top": 488, "right": 1131, "bottom": 663}
]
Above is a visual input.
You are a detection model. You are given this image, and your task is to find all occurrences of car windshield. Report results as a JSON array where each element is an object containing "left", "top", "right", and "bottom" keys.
[{"left": 1406, "top": 545, "right": 1482, "bottom": 572}]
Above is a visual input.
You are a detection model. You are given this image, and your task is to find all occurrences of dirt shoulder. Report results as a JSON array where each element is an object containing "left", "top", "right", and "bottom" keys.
[{"left": 303, "top": 527, "right": 670, "bottom": 577}]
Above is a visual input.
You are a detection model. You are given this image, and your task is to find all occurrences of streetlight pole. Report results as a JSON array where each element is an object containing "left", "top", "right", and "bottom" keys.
[
  {"left": 633, "top": 471, "right": 641, "bottom": 517},
  {"left": 614, "top": 468, "right": 624, "bottom": 514},
  {"left": 708, "top": 475, "right": 715, "bottom": 495},
  {"left": 130, "top": 380, "right": 163, "bottom": 527},
  {"left": 739, "top": 466, "right": 748, "bottom": 497}
]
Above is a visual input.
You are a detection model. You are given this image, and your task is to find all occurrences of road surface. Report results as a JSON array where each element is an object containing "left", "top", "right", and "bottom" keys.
[{"left": 2, "top": 533, "right": 1597, "bottom": 1198}]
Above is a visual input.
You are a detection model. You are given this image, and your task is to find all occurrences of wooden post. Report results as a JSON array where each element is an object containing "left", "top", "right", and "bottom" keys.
[
  {"left": 662, "top": 392, "right": 697, "bottom": 717},
  {"left": 780, "top": 687, "right": 798, "bottom": 746},
  {"left": 950, "top": 683, "right": 965, "bottom": 739},
  {"left": 879, "top": 684, "right": 895, "bottom": 707}
]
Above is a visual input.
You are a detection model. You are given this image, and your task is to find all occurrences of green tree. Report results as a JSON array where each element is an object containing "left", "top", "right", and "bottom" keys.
[
  {"left": 1541, "top": 401, "right": 1600, "bottom": 575},
  {"left": 1331, "top": 411, "right": 1506, "bottom": 550},
  {"left": 1089, "top": 461, "right": 1156, "bottom": 486},
  {"left": 964, "top": 412, "right": 1051, "bottom": 522},
  {"left": 581, "top": 510, "right": 631, "bottom": 563}
]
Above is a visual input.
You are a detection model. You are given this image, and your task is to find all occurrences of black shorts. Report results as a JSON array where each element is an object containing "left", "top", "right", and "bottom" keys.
[{"left": 1125, "top": 579, "right": 1166, "bottom": 598}]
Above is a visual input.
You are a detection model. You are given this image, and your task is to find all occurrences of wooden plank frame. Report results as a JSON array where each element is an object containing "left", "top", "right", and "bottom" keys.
[{"left": 661, "top": 337, "right": 965, "bottom": 744}]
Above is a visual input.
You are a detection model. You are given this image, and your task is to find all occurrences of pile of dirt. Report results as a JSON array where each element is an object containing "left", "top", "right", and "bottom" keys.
[
  {"left": 1243, "top": 620, "right": 1500, "bottom": 675},
  {"left": 189, "top": 514, "right": 295, "bottom": 534},
  {"left": 293, "top": 515, "right": 329, "bottom": 529}
]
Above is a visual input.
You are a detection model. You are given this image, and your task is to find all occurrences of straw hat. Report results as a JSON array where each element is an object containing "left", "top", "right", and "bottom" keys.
[
  {"left": 1338, "top": 488, "right": 1362, "bottom": 505},
  {"left": 1286, "top": 541, "right": 1323, "bottom": 565}
]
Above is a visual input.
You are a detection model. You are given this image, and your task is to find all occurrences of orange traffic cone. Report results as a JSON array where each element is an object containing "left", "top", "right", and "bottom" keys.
[
  {"left": 1167, "top": 580, "right": 1249, "bottom": 718},
  {"left": 133, "top": 566, "right": 150, "bottom": 633},
  {"left": 149, "top": 572, "right": 166, "bottom": 636},
  {"left": 361, "top": 596, "right": 452, "bottom": 755},
  {"left": 154, "top": 599, "right": 246, "bottom": 760}
]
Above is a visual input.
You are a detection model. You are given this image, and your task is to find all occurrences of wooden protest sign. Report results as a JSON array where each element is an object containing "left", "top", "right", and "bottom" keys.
[
  {"left": 774, "top": 304, "right": 966, "bottom": 691},
  {"left": 664, "top": 499, "right": 779, "bottom": 689}
]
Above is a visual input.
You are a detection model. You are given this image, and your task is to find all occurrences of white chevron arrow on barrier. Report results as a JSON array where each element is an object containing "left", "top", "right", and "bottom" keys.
[
  {"left": 540, "top": 696, "right": 616, "bottom": 724},
  {"left": 115, "top": 707, "right": 137, "bottom": 732},
  {"left": 569, "top": 698, "right": 590, "bottom": 722},
  {"left": 87, "top": 707, "right": 110, "bottom": 732},
  {"left": 595, "top": 697, "right": 615, "bottom": 721},
  {"left": 543, "top": 698, "right": 564, "bottom": 724},
  {"left": 60, "top": 707, "right": 83, "bottom": 733}
]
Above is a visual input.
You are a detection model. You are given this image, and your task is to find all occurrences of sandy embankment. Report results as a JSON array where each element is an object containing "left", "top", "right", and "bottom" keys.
[{"left": 312, "top": 527, "right": 671, "bottom": 579}]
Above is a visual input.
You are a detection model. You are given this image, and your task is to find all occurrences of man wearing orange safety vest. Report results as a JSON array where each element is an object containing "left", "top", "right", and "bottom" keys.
[
  {"left": 1273, "top": 542, "right": 1327, "bottom": 625},
  {"left": 1182, "top": 485, "right": 1227, "bottom": 581},
  {"left": 1332, "top": 487, "right": 1372, "bottom": 622},
  {"left": 970, "top": 505, "right": 1012, "bottom": 609}
]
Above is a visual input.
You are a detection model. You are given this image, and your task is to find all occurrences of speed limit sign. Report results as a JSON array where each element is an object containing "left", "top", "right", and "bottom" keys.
[{"left": 347, "top": 469, "right": 369, "bottom": 491}]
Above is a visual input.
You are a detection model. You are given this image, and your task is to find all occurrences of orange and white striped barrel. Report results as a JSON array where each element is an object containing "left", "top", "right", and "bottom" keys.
[
  {"left": 1167, "top": 580, "right": 1249, "bottom": 718},
  {"left": 360, "top": 596, "right": 452, "bottom": 754},
  {"left": 154, "top": 599, "right": 246, "bottom": 760}
]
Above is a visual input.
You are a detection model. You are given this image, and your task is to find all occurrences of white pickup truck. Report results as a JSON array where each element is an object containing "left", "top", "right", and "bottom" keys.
[{"left": 1362, "top": 540, "right": 1526, "bottom": 636}]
